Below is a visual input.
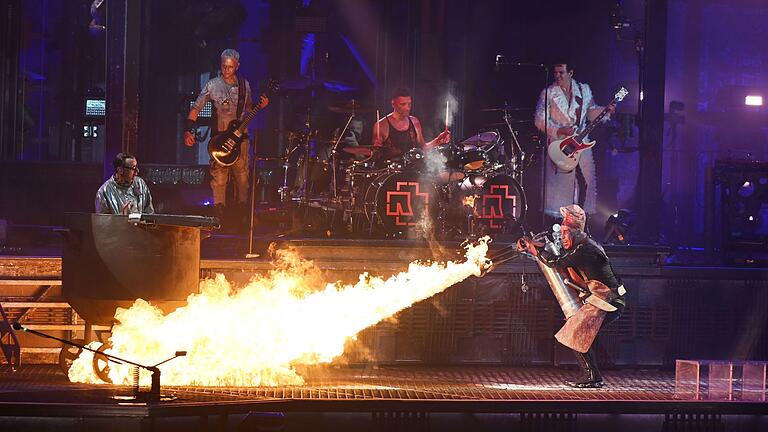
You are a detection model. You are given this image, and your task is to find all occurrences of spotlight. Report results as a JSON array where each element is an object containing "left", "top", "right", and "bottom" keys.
[
  {"left": 745, "top": 95, "right": 763, "bottom": 106},
  {"left": 738, "top": 180, "right": 755, "bottom": 198},
  {"left": 603, "top": 209, "right": 635, "bottom": 244}
]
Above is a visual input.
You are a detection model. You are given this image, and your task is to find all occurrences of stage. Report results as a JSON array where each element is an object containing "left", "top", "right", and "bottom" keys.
[
  {"left": 1, "top": 363, "right": 766, "bottom": 432},
  {"left": 1, "top": 237, "right": 767, "bottom": 430}
]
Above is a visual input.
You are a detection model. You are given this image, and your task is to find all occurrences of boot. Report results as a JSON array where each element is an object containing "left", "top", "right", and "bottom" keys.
[{"left": 565, "top": 349, "right": 603, "bottom": 388}]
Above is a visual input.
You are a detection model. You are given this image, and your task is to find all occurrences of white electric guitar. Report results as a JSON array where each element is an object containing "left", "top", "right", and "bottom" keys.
[{"left": 547, "top": 87, "right": 629, "bottom": 172}]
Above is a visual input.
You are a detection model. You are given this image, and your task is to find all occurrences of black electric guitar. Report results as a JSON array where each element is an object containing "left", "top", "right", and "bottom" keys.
[{"left": 208, "top": 78, "right": 280, "bottom": 167}]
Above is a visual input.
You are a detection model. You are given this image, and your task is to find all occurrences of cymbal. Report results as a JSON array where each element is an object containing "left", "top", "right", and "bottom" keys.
[
  {"left": 479, "top": 107, "right": 532, "bottom": 112},
  {"left": 328, "top": 99, "right": 373, "bottom": 114},
  {"left": 460, "top": 131, "right": 499, "bottom": 147},
  {"left": 342, "top": 145, "right": 379, "bottom": 156}
]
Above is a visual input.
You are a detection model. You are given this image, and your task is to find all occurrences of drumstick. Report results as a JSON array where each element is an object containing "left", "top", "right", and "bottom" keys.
[
  {"left": 376, "top": 109, "right": 380, "bottom": 145},
  {"left": 445, "top": 100, "right": 449, "bottom": 129}
]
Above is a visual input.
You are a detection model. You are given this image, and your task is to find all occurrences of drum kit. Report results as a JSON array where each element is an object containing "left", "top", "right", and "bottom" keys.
[{"left": 262, "top": 98, "right": 532, "bottom": 239}]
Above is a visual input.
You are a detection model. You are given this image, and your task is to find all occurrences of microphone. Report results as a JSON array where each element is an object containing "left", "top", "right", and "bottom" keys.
[{"left": 12, "top": 322, "right": 23, "bottom": 331}]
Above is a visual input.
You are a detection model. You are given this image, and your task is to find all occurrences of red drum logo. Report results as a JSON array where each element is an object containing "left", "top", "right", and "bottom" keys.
[{"left": 386, "top": 181, "right": 430, "bottom": 226}]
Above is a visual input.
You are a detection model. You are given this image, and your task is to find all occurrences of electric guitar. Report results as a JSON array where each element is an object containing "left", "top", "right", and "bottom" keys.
[
  {"left": 547, "top": 87, "right": 628, "bottom": 172},
  {"left": 208, "top": 78, "right": 280, "bottom": 167}
]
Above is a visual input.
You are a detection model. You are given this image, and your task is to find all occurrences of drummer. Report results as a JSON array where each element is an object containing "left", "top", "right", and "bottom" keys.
[{"left": 372, "top": 87, "right": 451, "bottom": 159}]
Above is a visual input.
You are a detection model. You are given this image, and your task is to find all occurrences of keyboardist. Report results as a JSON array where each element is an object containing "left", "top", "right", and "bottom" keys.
[{"left": 95, "top": 152, "right": 155, "bottom": 215}]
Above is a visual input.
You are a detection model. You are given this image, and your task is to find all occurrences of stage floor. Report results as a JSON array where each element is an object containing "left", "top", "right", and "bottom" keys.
[
  {"left": 2, "top": 366, "right": 767, "bottom": 432},
  {"left": 0, "top": 364, "right": 763, "bottom": 408}
]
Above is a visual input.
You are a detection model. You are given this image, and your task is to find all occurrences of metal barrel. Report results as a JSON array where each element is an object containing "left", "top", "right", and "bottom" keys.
[{"left": 535, "top": 258, "right": 581, "bottom": 318}]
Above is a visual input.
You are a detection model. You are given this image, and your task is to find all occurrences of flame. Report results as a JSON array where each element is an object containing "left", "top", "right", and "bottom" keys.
[
  {"left": 68, "top": 239, "right": 491, "bottom": 387},
  {"left": 463, "top": 194, "right": 477, "bottom": 208}
]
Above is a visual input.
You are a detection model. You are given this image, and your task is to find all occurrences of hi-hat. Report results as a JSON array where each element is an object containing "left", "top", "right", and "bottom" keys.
[
  {"left": 342, "top": 145, "right": 380, "bottom": 156},
  {"left": 329, "top": 99, "right": 373, "bottom": 114}
]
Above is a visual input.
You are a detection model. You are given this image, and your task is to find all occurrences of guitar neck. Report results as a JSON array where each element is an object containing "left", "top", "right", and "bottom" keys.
[
  {"left": 236, "top": 102, "right": 265, "bottom": 134},
  {"left": 576, "top": 96, "right": 618, "bottom": 140}
]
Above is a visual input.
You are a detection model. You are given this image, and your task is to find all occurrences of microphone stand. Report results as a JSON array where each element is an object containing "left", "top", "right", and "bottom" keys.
[
  {"left": 494, "top": 58, "right": 549, "bottom": 228},
  {"left": 13, "top": 322, "right": 186, "bottom": 403},
  {"left": 330, "top": 107, "right": 357, "bottom": 199},
  {"left": 298, "top": 57, "right": 317, "bottom": 231},
  {"left": 247, "top": 132, "right": 259, "bottom": 258}
]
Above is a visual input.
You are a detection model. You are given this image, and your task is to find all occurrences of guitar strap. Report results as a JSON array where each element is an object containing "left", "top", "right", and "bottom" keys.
[
  {"left": 574, "top": 82, "right": 584, "bottom": 130},
  {"left": 236, "top": 75, "right": 246, "bottom": 123}
]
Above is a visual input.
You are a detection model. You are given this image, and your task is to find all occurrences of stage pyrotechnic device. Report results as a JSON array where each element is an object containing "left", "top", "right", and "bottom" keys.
[{"left": 13, "top": 322, "right": 185, "bottom": 402}]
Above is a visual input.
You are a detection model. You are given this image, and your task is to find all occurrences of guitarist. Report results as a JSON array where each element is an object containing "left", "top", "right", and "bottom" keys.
[
  {"left": 520, "top": 204, "right": 626, "bottom": 388},
  {"left": 534, "top": 63, "right": 615, "bottom": 227},
  {"left": 184, "top": 49, "right": 269, "bottom": 228}
]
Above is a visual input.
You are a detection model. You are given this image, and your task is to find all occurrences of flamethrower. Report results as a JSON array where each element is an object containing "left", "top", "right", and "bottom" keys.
[{"left": 471, "top": 228, "right": 616, "bottom": 314}]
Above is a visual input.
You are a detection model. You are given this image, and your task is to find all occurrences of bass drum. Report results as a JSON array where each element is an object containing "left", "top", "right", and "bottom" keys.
[
  {"left": 450, "top": 174, "right": 527, "bottom": 235},
  {"left": 364, "top": 171, "right": 440, "bottom": 236}
]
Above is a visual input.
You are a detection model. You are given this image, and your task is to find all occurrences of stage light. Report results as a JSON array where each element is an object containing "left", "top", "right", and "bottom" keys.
[
  {"left": 738, "top": 180, "right": 755, "bottom": 198},
  {"left": 745, "top": 95, "right": 763, "bottom": 106},
  {"left": 603, "top": 209, "right": 635, "bottom": 244},
  {"left": 189, "top": 100, "right": 213, "bottom": 118},
  {"left": 85, "top": 98, "right": 106, "bottom": 117}
]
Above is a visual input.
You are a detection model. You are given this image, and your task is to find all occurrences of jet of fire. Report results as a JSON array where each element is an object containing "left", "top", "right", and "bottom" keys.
[{"left": 68, "top": 238, "right": 490, "bottom": 387}]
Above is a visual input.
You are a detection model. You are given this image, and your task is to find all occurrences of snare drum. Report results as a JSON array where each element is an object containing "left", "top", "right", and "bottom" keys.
[
  {"left": 458, "top": 130, "right": 502, "bottom": 171},
  {"left": 459, "top": 147, "right": 488, "bottom": 171},
  {"left": 395, "top": 147, "right": 424, "bottom": 172}
]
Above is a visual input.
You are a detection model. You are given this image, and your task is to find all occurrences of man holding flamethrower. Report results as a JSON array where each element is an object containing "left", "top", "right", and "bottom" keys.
[{"left": 481, "top": 205, "right": 627, "bottom": 389}]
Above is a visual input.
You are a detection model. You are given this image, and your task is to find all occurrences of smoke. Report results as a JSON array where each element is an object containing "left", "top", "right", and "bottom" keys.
[
  {"left": 435, "top": 81, "right": 460, "bottom": 129},
  {"left": 423, "top": 146, "right": 448, "bottom": 176}
]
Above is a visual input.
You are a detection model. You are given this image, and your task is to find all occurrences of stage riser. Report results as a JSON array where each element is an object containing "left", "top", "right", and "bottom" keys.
[
  {"left": 2, "top": 257, "right": 767, "bottom": 367},
  {"left": 331, "top": 275, "right": 768, "bottom": 367}
]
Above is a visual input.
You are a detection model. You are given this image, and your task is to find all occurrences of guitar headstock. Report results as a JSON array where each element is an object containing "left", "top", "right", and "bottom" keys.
[{"left": 614, "top": 87, "right": 629, "bottom": 102}]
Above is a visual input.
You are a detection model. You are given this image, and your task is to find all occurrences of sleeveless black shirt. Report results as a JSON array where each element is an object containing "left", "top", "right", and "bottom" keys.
[{"left": 383, "top": 116, "right": 418, "bottom": 158}]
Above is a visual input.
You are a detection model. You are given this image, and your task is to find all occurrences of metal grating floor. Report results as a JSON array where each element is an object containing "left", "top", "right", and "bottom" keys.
[
  {"left": 1, "top": 364, "right": 677, "bottom": 403},
  {"left": 172, "top": 366, "right": 677, "bottom": 401},
  {"left": 0, "top": 365, "right": 677, "bottom": 402}
]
